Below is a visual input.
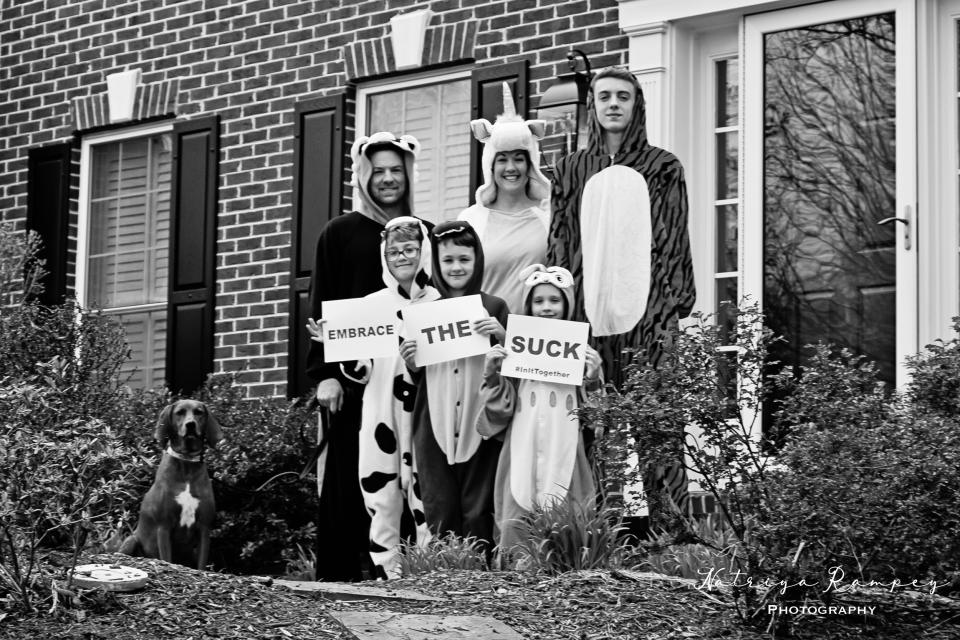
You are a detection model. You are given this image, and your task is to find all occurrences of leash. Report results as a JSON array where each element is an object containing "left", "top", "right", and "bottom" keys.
[{"left": 299, "top": 399, "right": 329, "bottom": 480}]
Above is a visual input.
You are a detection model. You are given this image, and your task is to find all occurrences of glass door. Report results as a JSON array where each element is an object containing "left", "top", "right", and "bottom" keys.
[{"left": 743, "top": 0, "right": 917, "bottom": 389}]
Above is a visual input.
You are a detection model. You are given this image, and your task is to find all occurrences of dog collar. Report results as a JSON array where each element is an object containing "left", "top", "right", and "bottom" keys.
[{"left": 165, "top": 446, "right": 204, "bottom": 463}]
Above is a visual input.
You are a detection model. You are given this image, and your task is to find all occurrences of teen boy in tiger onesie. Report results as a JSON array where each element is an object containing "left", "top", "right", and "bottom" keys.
[{"left": 546, "top": 66, "right": 696, "bottom": 527}]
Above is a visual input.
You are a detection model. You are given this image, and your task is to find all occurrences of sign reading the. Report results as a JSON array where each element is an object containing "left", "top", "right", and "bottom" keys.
[
  {"left": 322, "top": 296, "right": 400, "bottom": 363},
  {"left": 501, "top": 314, "right": 589, "bottom": 385},
  {"left": 401, "top": 295, "right": 490, "bottom": 366}
]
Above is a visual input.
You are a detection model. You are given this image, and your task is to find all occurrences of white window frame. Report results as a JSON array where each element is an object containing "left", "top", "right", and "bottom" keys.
[
  {"left": 76, "top": 121, "right": 173, "bottom": 387},
  {"left": 742, "top": 0, "right": 918, "bottom": 387},
  {"left": 920, "top": 0, "right": 960, "bottom": 344}
]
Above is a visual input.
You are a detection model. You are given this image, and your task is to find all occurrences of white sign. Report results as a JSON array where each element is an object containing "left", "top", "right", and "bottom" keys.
[
  {"left": 401, "top": 295, "right": 491, "bottom": 366},
  {"left": 501, "top": 314, "right": 589, "bottom": 385},
  {"left": 322, "top": 296, "right": 400, "bottom": 363}
]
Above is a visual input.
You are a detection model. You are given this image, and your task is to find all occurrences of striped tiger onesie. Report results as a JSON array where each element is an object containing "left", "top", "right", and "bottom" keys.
[{"left": 546, "top": 69, "right": 696, "bottom": 523}]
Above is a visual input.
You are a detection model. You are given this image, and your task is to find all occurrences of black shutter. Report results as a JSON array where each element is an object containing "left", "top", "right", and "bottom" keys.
[
  {"left": 469, "top": 61, "right": 529, "bottom": 205},
  {"left": 167, "top": 116, "right": 219, "bottom": 395},
  {"left": 26, "top": 142, "right": 73, "bottom": 305},
  {"left": 287, "top": 93, "right": 346, "bottom": 398}
]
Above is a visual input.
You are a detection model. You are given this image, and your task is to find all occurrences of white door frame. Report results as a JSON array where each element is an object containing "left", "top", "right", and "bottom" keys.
[{"left": 741, "top": 0, "right": 917, "bottom": 386}]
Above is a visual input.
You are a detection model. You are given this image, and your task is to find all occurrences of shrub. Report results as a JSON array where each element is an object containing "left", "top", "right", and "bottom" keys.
[
  {"left": 197, "top": 375, "right": 319, "bottom": 575},
  {"left": 758, "top": 345, "right": 960, "bottom": 593},
  {"left": 0, "top": 380, "right": 146, "bottom": 613},
  {"left": 581, "top": 306, "right": 776, "bottom": 600},
  {"left": 399, "top": 533, "right": 488, "bottom": 576},
  {"left": 582, "top": 305, "right": 960, "bottom": 623}
]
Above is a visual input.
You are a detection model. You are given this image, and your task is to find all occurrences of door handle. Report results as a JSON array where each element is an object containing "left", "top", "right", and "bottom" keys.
[{"left": 878, "top": 205, "right": 912, "bottom": 251}]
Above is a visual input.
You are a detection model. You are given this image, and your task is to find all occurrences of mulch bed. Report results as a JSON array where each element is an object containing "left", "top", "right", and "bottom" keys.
[{"left": 2, "top": 553, "right": 958, "bottom": 639}]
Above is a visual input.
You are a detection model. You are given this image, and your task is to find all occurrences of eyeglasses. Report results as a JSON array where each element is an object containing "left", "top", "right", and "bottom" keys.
[{"left": 384, "top": 247, "right": 420, "bottom": 262}]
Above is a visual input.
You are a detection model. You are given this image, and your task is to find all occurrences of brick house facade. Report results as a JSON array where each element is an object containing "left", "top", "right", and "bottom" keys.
[{"left": 0, "top": 0, "right": 627, "bottom": 399}]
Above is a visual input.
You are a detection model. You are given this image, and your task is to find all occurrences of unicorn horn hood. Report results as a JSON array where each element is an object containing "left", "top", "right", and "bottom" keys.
[
  {"left": 350, "top": 132, "right": 420, "bottom": 225},
  {"left": 469, "top": 83, "right": 551, "bottom": 208}
]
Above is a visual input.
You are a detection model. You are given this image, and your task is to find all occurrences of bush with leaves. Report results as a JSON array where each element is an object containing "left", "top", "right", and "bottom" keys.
[
  {"left": 758, "top": 345, "right": 960, "bottom": 594},
  {"left": 193, "top": 374, "right": 319, "bottom": 575},
  {"left": 581, "top": 306, "right": 775, "bottom": 606}
]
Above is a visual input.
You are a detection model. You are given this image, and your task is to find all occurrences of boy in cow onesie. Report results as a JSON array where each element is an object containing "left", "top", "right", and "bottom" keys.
[{"left": 309, "top": 216, "right": 438, "bottom": 579}]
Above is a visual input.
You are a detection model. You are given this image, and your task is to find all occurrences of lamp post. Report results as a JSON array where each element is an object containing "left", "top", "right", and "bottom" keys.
[{"left": 536, "top": 50, "right": 593, "bottom": 168}]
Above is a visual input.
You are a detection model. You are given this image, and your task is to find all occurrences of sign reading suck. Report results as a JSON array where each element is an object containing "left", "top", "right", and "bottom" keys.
[{"left": 502, "top": 314, "right": 589, "bottom": 385}]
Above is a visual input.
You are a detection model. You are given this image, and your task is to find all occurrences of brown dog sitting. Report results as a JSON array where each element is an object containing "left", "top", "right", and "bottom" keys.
[{"left": 120, "top": 400, "right": 223, "bottom": 570}]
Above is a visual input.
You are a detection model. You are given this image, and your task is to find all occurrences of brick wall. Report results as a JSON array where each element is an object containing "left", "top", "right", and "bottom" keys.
[{"left": 0, "top": 0, "right": 628, "bottom": 398}]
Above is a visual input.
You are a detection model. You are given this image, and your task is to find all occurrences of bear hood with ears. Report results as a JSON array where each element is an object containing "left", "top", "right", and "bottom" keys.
[
  {"left": 470, "top": 83, "right": 551, "bottom": 208},
  {"left": 351, "top": 132, "right": 420, "bottom": 226}
]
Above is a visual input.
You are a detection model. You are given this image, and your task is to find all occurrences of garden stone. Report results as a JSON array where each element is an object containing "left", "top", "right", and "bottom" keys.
[
  {"left": 331, "top": 611, "right": 523, "bottom": 639},
  {"left": 273, "top": 579, "right": 442, "bottom": 602}
]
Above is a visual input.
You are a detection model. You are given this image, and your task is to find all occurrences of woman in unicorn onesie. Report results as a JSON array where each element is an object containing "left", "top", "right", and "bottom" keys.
[{"left": 458, "top": 83, "right": 551, "bottom": 314}]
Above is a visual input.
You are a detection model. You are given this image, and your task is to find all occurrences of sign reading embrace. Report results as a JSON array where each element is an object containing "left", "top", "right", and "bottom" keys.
[
  {"left": 401, "top": 295, "right": 490, "bottom": 366},
  {"left": 502, "top": 314, "right": 589, "bottom": 385},
  {"left": 322, "top": 297, "right": 400, "bottom": 363}
]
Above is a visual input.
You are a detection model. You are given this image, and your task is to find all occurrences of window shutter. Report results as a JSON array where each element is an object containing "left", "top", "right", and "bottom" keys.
[
  {"left": 287, "top": 93, "right": 346, "bottom": 398},
  {"left": 167, "top": 116, "right": 219, "bottom": 395},
  {"left": 469, "top": 61, "right": 529, "bottom": 206},
  {"left": 26, "top": 142, "right": 73, "bottom": 305}
]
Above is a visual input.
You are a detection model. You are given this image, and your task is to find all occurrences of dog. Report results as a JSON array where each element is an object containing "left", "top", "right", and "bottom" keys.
[{"left": 119, "top": 400, "right": 223, "bottom": 570}]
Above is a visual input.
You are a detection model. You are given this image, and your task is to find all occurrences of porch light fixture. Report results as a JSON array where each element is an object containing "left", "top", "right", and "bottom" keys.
[{"left": 536, "top": 50, "right": 593, "bottom": 165}]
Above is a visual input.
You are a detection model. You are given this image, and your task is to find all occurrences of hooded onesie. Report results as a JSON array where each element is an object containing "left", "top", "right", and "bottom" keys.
[
  {"left": 546, "top": 72, "right": 696, "bottom": 518},
  {"left": 477, "top": 265, "right": 599, "bottom": 554},
  {"left": 410, "top": 220, "right": 509, "bottom": 548},
  {"left": 306, "top": 132, "right": 429, "bottom": 581},
  {"left": 346, "top": 216, "right": 439, "bottom": 579},
  {"left": 458, "top": 83, "right": 551, "bottom": 314}
]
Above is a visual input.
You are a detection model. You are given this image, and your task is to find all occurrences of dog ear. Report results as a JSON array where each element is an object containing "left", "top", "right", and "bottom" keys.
[
  {"left": 155, "top": 404, "right": 174, "bottom": 449},
  {"left": 204, "top": 405, "right": 225, "bottom": 448}
]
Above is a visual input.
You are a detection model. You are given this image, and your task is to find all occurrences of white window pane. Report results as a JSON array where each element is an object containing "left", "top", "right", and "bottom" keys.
[{"left": 116, "top": 308, "right": 166, "bottom": 389}]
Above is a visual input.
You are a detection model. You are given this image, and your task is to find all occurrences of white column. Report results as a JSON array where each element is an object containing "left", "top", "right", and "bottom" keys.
[{"left": 622, "top": 21, "right": 670, "bottom": 149}]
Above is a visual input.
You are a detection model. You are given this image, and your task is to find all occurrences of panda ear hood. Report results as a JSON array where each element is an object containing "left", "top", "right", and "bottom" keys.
[
  {"left": 351, "top": 133, "right": 420, "bottom": 225},
  {"left": 472, "top": 83, "right": 551, "bottom": 208}
]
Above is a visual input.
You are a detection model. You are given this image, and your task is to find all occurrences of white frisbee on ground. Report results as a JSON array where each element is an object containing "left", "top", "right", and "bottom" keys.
[{"left": 72, "top": 564, "right": 149, "bottom": 591}]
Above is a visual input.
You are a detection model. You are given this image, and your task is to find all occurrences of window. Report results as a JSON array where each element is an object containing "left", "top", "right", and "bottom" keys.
[
  {"left": 358, "top": 70, "right": 472, "bottom": 224},
  {"left": 78, "top": 123, "right": 172, "bottom": 389},
  {"left": 714, "top": 58, "right": 740, "bottom": 344}
]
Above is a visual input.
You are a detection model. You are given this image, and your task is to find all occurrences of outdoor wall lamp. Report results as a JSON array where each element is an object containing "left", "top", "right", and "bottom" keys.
[{"left": 536, "top": 49, "right": 593, "bottom": 166}]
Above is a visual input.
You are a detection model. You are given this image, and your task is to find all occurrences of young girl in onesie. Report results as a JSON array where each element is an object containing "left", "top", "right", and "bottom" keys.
[
  {"left": 478, "top": 264, "right": 603, "bottom": 557},
  {"left": 400, "top": 220, "right": 508, "bottom": 552},
  {"left": 308, "top": 216, "right": 438, "bottom": 579}
]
